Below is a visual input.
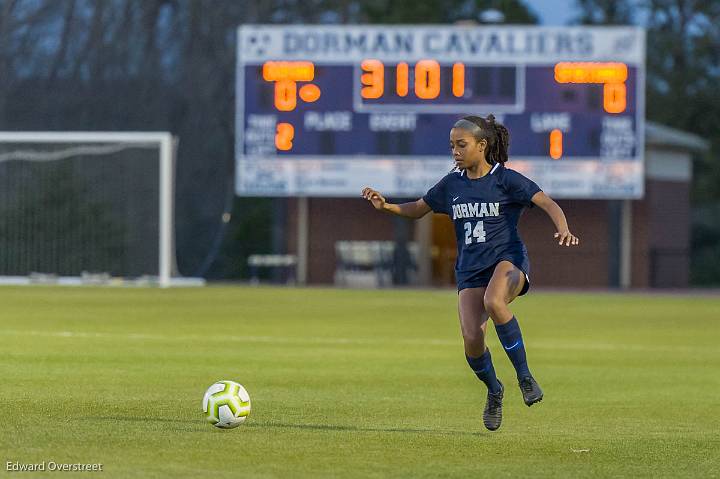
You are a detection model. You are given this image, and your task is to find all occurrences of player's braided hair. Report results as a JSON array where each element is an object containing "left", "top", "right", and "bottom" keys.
[{"left": 456, "top": 114, "right": 510, "bottom": 165}]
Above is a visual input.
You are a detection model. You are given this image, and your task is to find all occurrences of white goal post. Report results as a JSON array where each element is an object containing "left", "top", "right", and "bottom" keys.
[{"left": 0, "top": 131, "right": 175, "bottom": 287}]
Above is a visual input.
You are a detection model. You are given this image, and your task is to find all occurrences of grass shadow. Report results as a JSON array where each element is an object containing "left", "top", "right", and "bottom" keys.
[
  {"left": 245, "top": 421, "right": 486, "bottom": 436},
  {"left": 76, "top": 417, "right": 487, "bottom": 436}
]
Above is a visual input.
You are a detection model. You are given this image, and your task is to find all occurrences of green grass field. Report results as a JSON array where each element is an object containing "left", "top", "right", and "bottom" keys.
[{"left": 1, "top": 286, "right": 718, "bottom": 478}]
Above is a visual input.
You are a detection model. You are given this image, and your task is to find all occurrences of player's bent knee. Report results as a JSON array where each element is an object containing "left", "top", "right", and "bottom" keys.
[
  {"left": 483, "top": 295, "right": 506, "bottom": 318},
  {"left": 462, "top": 332, "right": 486, "bottom": 355}
]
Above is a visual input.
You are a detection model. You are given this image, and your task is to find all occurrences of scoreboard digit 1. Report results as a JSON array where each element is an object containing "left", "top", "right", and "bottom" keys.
[{"left": 236, "top": 25, "right": 645, "bottom": 199}]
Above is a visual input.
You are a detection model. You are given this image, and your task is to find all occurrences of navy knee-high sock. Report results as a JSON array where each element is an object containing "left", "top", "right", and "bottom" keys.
[
  {"left": 466, "top": 349, "right": 502, "bottom": 394},
  {"left": 495, "top": 316, "right": 532, "bottom": 380}
]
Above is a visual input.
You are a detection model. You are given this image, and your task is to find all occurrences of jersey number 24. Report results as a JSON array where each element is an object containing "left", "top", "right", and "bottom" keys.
[{"left": 464, "top": 221, "right": 486, "bottom": 244}]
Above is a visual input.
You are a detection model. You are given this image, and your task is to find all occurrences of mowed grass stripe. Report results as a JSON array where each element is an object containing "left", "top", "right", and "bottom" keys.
[
  {"left": 0, "top": 286, "right": 718, "bottom": 478},
  {"left": 2, "top": 328, "right": 719, "bottom": 356}
]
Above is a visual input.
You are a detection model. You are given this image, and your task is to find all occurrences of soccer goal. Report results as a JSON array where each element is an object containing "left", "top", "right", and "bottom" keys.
[{"left": 0, "top": 132, "right": 177, "bottom": 287}]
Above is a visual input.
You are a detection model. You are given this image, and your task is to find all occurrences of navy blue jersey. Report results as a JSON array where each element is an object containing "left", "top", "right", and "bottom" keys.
[{"left": 422, "top": 164, "right": 541, "bottom": 280}]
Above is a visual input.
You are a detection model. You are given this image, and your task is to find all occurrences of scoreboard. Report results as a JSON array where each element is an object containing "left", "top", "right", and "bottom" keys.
[{"left": 236, "top": 25, "right": 645, "bottom": 198}]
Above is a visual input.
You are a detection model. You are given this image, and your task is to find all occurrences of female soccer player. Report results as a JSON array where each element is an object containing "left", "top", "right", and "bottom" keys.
[{"left": 362, "top": 115, "right": 579, "bottom": 431}]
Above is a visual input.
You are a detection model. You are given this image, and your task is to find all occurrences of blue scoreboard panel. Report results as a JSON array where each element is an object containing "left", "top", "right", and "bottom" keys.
[{"left": 236, "top": 26, "right": 645, "bottom": 198}]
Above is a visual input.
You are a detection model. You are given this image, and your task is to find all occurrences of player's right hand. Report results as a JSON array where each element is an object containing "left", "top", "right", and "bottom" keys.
[{"left": 361, "top": 187, "right": 386, "bottom": 210}]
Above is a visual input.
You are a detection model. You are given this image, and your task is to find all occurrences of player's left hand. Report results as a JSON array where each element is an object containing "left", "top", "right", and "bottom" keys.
[{"left": 554, "top": 230, "right": 579, "bottom": 246}]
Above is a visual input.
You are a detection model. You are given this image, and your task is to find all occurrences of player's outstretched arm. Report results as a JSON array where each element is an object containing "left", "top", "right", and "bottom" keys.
[
  {"left": 530, "top": 191, "right": 580, "bottom": 246},
  {"left": 361, "top": 187, "right": 432, "bottom": 219}
]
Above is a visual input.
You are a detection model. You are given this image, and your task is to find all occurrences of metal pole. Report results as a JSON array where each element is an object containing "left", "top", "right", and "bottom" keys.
[
  {"left": 620, "top": 199, "right": 633, "bottom": 289},
  {"left": 607, "top": 200, "right": 621, "bottom": 288},
  {"left": 296, "top": 197, "right": 309, "bottom": 284},
  {"left": 158, "top": 134, "right": 173, "bottom": 288}
]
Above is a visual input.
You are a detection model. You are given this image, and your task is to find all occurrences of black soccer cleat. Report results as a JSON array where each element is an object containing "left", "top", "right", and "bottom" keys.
[
  {"left": 519, "top": 376, "right": 543, "bottom": 406},
  {"left": 483, "top": 380, "right": 504, "bottom": 431}
]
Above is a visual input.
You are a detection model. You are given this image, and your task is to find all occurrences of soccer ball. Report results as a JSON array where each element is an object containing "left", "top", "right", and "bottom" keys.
[{"left": 202, "top": 380, "right": 251, "bottom": 429}]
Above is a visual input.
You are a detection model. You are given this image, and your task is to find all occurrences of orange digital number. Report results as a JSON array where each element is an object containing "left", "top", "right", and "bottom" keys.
[
  {"left": 452, "top": 63, "right": 465, "bottom": 97},
  {"left": 361, "top": 59, "right": 384, "bottom": 99},
  {"left": 414, "top": 59, "right": 440, "bottom": 99},
  {"left": 274, "top": 80, "right": 297, "bottom": 112},
  {"left": 554, "top": 62, "right": 628, "bottom": 115},
  {"left": 275, "top": 122, "right": 294, "bottom": 151},
  {"left": 396, "top": 62, "right": 409, "bottom": 97},
  {"left": 549, "top": 129, "right": 563, "bottom": 160},
  {"left": 603, "top": 82, "right": 626, "bottom": 114},
  {"left": 262, "top": 61, "right": 318, "bottom": 112}
]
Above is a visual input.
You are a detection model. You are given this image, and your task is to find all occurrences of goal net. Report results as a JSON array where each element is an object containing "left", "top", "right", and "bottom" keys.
[{"left": 0, "top": 132, "right": 175, "bottom": 287}]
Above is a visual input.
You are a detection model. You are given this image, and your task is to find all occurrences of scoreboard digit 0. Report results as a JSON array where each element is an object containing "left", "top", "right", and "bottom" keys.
[{"left": 236, "top": 25, "right": 645, "bottom": 198}]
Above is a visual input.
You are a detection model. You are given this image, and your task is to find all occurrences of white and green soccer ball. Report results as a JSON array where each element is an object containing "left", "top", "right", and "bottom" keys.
[{"left": 202, "top": 380, "right": 251, "bottom": 429}]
